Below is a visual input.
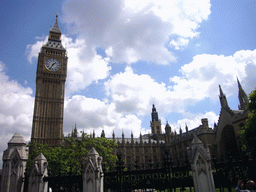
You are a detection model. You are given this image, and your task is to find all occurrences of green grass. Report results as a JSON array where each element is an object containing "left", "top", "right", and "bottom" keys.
[{"left": 215, "top": 188, "right": 236, "bottom": 192}]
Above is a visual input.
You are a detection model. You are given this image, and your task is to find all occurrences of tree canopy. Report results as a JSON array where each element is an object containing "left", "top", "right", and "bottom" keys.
[
  {"left": 240, "top": 88, "right": 256, "bottom": 158},
  {"left": 27, "top": 134, "right": 117, "bottom": 176}
]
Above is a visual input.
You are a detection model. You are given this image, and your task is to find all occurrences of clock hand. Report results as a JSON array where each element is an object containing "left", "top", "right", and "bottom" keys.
[{"left": 50, "top": 62, "right": 56, "bottom": 69}]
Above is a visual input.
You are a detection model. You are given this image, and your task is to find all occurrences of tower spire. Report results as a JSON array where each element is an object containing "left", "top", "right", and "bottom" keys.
[
  {"left": 151, "top": 104, "right": 158, "bottom": 121},
  {"left": 165, "top": 121, "right": 171, "bottom": 135},
  {"left": 112, "top": 130, "right": 115, "bottom": 139},
  {"left": 50, "top": 11, "right": 61, "bottom": 34},
  {"left": 101, "top": 129, "right": 105, "bottom": 138},
  {"left": 237, "top": 78, "right": 248, "bottom": 110},
  {"left": 219, "top": 85, "right": 229, "bottom": 108},
  {"left": 150, "top": 104, "right": 162, "bottom": 134},
  {"left": 43, "top": 13, "right": 65, "bottom": 50}
]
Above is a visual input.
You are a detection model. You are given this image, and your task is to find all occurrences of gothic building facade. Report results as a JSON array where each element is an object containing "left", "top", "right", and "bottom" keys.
[
  {"left": 92, "top": 78, "right": 249, "bottom": 167},
  {"left": 104, "top": 106, "right": 216, "bottom": 168}
]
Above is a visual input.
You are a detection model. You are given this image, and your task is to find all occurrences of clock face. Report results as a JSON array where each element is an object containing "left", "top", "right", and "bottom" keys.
[{"left": 45, "top": 58, "right": 61, "bottom": 71}]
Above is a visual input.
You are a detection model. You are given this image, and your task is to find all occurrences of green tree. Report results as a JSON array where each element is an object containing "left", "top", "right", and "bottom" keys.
[
  {"left": 240, "top": 88, "right": 256, "bottom": 158},
  {"left": 27, "top": 134, "right": 117, "bottom": 176}
]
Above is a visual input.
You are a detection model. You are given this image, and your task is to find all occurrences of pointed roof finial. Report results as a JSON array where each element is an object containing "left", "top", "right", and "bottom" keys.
[
  {"left": 50, "top": 11, "right": 61, "bottom": 33},
  {"left": 93, "top": 129, "right": 95, "bottom": 138},
  {"left": 101, "top": 129, "right": 105, "bottom": 138},
  {"left": 237, "top": 77, "right": 241, "bottom": 88},
  {"left": 112, "top": 130, "right": 115, "bottom": 139},
  {"left": 219, "top": 85, "right": 229, "bottom": 108},
  {"left": 237, "top": 77, "right": 248, "bottom": 110},
  {"left": 219, "top": 85, "right": 224, "bottom": 97}
]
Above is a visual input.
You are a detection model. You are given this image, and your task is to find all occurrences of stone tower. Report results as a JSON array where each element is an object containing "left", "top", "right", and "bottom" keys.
[
  {"left": 150, "top": 104, "right": 162, "bottom": 134},
  {"left": 31, "top": 13, "right": 67, "bottom": 146}
]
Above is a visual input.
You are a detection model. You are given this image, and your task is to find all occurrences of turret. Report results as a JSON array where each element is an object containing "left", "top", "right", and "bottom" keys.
[
  {"left": 150, "top": 104, "right": 162, "bottom": 135},
  {"left": 93, "top": 130, "right": 95, "bottom": 138},
  {"left": 101, "top": 129, "right": 105, "bottom": 138},
  {"left": 122, "top": 130, "right": 125, "bottom": 143},
  {"left": 112, "top": 130, "right": 115, "bottom": 139},
  {"left": 72, "top": 124, "right": 78, "bottom": 137},
  {"left": 214, "top": 122, "right": 218, "bottom": 130},
  {"left": 165, "top": 121, "right": 171, "bottom": 135},
  {"left": 202, "top": 118, "right": 209, "bottom": 128},
  {"left": 151, "top": 104, "right": 158, "bottom": 121}
]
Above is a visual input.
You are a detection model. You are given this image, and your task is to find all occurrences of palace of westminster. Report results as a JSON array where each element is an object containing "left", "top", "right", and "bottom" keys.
[{"left": 0, "top": 14, "right": 250, "bottom": 191}]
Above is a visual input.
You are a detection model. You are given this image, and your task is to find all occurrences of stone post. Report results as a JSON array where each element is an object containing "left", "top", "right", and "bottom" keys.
[
  {"left": 82, "top": 147, "right": 103, "bottom": 192},
  {"left": 28, "top": 153, "right": 48, "bottom": 192},
  {"left": 187, "top": 136, "right": 215, "bottom": 192}
]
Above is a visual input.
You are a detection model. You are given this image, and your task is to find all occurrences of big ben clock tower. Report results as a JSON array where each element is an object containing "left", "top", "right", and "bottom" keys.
[{"left": 31, "top": 13, "right": 67, "bottom": 146}]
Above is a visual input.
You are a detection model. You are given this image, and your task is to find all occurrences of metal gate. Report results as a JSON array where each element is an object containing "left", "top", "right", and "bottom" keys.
[
  {"left": 104, "top": 150, "right": 193, "bottom": 192},
  {"left": 43, "top": 175, "right": 83, "bottom": 192}
]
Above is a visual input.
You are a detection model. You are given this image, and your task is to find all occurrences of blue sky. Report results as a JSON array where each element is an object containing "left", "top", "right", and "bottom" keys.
[{"left": 0, "top": 0, "right": 256, "bottom": 165}]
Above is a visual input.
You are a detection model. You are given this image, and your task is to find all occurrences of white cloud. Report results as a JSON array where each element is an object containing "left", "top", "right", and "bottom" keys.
[
  {"left": 26, "top": 38, "right": 47, "bottom": 64},
  {"left": 0, "top": 61, "right": 34, "bottom": 166},
  {"left": 172, "top": 111, "right": 219, "bottom": 132},
  {"left": 62, "top": 0, "right": 211, "bottom": 64},
  {"left": 169, "top": 37, "right": 189, "bottom": 50},
  {"left": 170, "top": 49, "right": 256, "bottom": 101},
  {"left": 104, "top": 66, "right": 178, "bottom": 116},
  {"left": 61, "top": 36, "right": 111, "bottom": 94},
  {"left": 0, "top": 62, "right": 34, "bottom": 131},
  {"left": 63, "top": 95, "right": 146, "bottom": 138}
]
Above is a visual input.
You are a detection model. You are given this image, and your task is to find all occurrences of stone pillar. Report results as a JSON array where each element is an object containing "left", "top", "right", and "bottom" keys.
[
  {"left": 28, "top": 153, "right": 48, "bottom": 192},
  {"left": 1, "top": 133, "right": 28, "bottom": 192},
  {"left": 187, "top": 136, "right": 215, "bottom": 192},
  {"left": 82, "top": 147, "right": 103, "bottom": 192}
]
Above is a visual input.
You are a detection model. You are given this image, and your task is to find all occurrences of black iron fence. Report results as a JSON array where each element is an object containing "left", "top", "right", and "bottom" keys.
[
  {"left": 212, "top": 154, "right": 256, "bottom": 192},
  {"left": 43, "top": 175, "right": 83, "bottom": 192},
  {"left": 23, "top": 151, "right": 256, "bottom": 192},
  {"left": 104, "top": 149, "right": 193, "bottom": 192}
]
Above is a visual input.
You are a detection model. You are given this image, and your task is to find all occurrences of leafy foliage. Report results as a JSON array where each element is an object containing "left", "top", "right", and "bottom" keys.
[
  {"left": 240, "top": 88, "right": 256, "bottom": 158},
  {"left": 27, "top": 134, "right": 117, "bottom": 176}
]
